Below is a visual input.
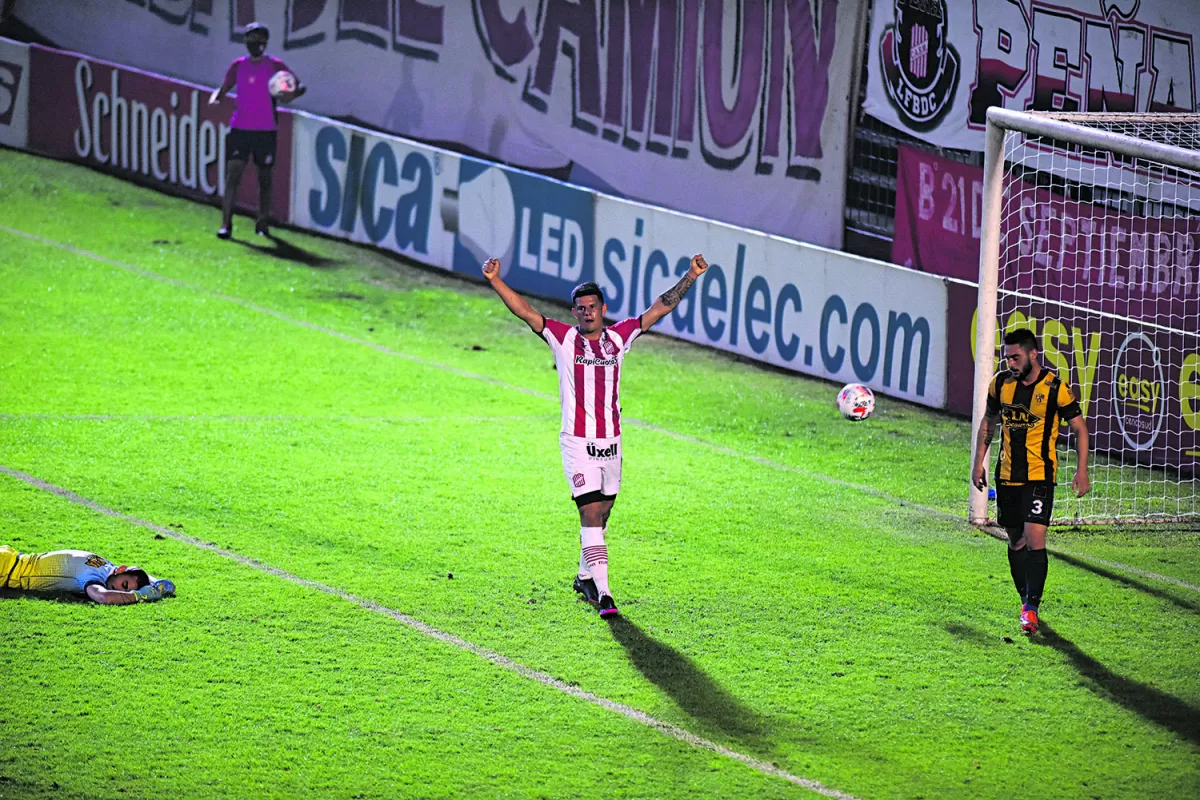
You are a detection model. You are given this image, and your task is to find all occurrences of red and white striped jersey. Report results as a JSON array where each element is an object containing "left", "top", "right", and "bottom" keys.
[{"left": 540, "top": 317, "right": 643, "bottom": 438}]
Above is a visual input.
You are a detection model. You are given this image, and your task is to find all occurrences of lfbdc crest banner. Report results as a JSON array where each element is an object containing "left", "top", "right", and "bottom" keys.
[{"left": 864, "top": 0, "right": 1200, "bottom": 151}]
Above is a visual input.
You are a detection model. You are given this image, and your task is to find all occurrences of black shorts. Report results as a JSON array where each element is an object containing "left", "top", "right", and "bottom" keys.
[
  {"left": 226, "top": 129, "right": 277, "bottom": 167},
  {"left": 996, "top": 481, "right": 1055, "bottom": 528}
]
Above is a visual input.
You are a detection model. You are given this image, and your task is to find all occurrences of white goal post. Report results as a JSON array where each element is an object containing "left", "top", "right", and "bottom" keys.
[{"left": 970, "top": 108, "right": 1200, "bottom": 526}]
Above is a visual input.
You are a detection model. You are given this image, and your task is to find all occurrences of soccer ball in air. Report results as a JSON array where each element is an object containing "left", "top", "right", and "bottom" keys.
[
  {"left": 268, "top": 71, "right": 297, "bottom": 98},
  {"left": 836, "top": 383, "right": 875, "bottom": 421}
]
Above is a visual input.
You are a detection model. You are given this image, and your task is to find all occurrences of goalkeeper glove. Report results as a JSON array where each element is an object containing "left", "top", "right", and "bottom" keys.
[{"left": 133, "top": 579, "right": 176, "bottom": 603}]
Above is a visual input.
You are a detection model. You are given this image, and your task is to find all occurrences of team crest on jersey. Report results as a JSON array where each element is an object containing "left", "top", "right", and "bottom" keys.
[
  {"left": 1002, "top": 405, "right": 1040, "bottom": 429},
  {"left": 1035, "top": 392, "right": 1046, "bottom": 403},
  {"left": 572, "top": 473, "right": 586, "bottom": 488},
  {"left": 879, "top": 0, "right": 960, "bottom": 130}
]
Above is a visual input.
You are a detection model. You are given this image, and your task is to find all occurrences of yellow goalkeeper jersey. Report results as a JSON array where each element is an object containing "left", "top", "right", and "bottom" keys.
[{"left": 0, "top": 546, "right": 116, "bottom": 594}]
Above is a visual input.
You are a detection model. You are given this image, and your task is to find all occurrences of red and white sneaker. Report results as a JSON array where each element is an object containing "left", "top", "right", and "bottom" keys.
[{"left": 1020, "top": 606, "right": 1040, "bottom": 634}]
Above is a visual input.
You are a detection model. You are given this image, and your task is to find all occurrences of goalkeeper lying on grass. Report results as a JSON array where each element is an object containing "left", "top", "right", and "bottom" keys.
[{"left": 0, "top": 546, "right": 176, "bottom": 605}]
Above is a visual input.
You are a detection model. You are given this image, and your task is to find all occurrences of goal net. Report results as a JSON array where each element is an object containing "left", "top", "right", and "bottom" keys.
[{"left": 970, "top": 110, "right": 1200, "bottom": 525}]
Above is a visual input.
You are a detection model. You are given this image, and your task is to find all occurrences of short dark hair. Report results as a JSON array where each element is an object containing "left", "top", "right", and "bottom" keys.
[
  {"left": 108, "top": 567, "right": 151, "bottom": 590},
  {"left": 1003, "top": 328, "right": 1038, "bottom": 352},
  {"left": 571, "top": 282, "right": 604, "bottom": 305}
]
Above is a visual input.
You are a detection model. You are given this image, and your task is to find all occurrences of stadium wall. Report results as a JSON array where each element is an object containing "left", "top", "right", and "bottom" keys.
[
  {"left": 10, "top": 0, "right": 867, "bottom": 250},
  {"left": 290, "top": 108, "right": 947, "bottom": 410},
  {"left": 3, "top": 37, "right": 950, "bottom": 413},
  {"left": 0, "top": 38, "right": 29, "bottom": 150}
]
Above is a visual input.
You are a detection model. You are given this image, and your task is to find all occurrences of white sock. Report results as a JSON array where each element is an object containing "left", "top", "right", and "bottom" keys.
[
  {"left": 580, "top": 526, "right": 610, "bottom": 596},
  {"left": 578, "top": 527, "right": 608, "bottom": 579}
]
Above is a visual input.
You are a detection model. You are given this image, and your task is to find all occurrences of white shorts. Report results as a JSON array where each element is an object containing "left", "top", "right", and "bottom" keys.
[{"left": 560, "top": 433, "right": 622, "bottom": 499}]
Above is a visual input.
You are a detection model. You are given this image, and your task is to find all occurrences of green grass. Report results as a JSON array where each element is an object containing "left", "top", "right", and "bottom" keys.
[{"left": 1, "top": 149, "right": 1197, "bottom": 799}]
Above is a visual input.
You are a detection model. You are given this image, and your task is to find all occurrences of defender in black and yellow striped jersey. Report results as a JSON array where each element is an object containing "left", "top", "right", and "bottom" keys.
[{"left": 972, "top": 328, "right": 1090, "bottom": 635}]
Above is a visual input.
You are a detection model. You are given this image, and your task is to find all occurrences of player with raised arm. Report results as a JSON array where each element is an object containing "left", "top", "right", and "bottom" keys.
[
  {"left": 483, "top": 254, "right": 709, "bottom": 617},
  {"left": 971, "top": 328, "right": 1090, "bottom": 634},
  {"left": 0, "top": 546, "right": 176, "bottom": 605}
]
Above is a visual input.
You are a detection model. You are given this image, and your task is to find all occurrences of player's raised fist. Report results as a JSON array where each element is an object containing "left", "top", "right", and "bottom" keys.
[
  {"left": 689, "top": 254, "right": 709, "bottom": 278},
  {"left": 482, "top": 258, "right": 501, "bottom": 280}
]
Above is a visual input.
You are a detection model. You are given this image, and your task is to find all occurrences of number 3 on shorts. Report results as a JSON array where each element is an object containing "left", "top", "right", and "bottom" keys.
[{"left": 1030, "top": 499, "right": 1043, "bottom": 515}]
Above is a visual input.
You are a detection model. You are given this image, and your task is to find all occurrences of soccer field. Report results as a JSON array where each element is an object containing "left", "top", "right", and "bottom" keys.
[{"left": 1, "top": 150, "right": 1197, "bottom": 800}]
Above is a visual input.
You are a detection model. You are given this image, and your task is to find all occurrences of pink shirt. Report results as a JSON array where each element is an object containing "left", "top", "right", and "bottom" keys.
[
  {"left": 222, "top": 55, "right": 289, "bottom": 130},
  {"left": 541, "top": 317, "right": 643, "bottom": 439}
]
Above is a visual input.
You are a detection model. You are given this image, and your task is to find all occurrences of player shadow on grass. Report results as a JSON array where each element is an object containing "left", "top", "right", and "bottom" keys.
[
  {"left": 228, "top": 231, "right": 339, "bottom": 269},
  {"left": 1051, "top": 551, "right": 1200, "bottom": 614},
  {"left": 1035, "top": 623, "right": 1200, "bottom": 746},
  {"left": 943, "top": 621, "right": 1006, "bottom": 647},
  {"left": 0, "top": 589, "right": 88, "bottom": 602},
  {"left": 606, "top": 617, "right": 769, "bottom": 743}
]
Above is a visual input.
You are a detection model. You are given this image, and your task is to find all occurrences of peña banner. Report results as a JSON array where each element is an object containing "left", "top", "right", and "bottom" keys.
[
  {"left": 12, "top": 0, "right": 864, "bottom": 249},
  {"left": 864, "top": 0, "right": 1199, "bottom": 151}
]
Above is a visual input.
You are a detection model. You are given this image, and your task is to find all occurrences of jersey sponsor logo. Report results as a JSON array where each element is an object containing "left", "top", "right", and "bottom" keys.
[
  {"left": 585, "top": 442, "right": 618, "bottom": 459},
  {"left": 85, "top": 554, "right": 107, "bottom": 568},
  {"left": 572, "top": 472, "right": 586, "bottom": 488},
  {"left": 1001, "top": 404, "right": 1040, "bottom": 430},
  {"left": 574, "top": 355, "right": 619, "bottom": 367}
]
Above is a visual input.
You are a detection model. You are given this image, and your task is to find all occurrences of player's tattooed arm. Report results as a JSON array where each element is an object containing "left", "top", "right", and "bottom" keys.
[
  {"left": 971, "top": 415, "right": 997, "bottom": 490},
  {"left": 978, "top": 416, "right": 995, "bottom": 449},
  {"left": 658, "top": 272, "right": 697, "bottom": 309},
  {"left": 642, "top": 254, "right": 709, "bottom": 331}
]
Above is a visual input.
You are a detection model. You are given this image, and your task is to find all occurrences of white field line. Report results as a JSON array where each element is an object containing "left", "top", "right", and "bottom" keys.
[
  {"left": 3, "top": 222, "right": 1196, "bottom": 599},
  {"left": 0, "top": 464, "right": 858, "bottom": 800},
  {"left": 973, "top": 524, "right": 1200, "bottom": 593},
  {"left": 1055, "top": 552, "right": 1200, "bottom": 593}
]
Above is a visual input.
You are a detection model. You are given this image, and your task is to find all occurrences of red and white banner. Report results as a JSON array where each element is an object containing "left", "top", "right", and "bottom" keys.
[
  {"left": 894, "top": 144, "right": 1200, "bottom": 324},
  {"left": 891, "top": 144, "right": 981, "bottom": 281},
  {"left": 25, "top": 44, "right": 293, "bottom": 222},
  {"left": 865, "top": 0, "right": 1199, "bottom": 152},
  {"left": 1000, "top": 175, "right": 1200, "bottom": 324}
]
